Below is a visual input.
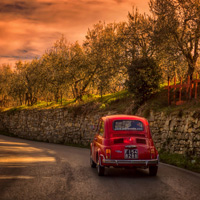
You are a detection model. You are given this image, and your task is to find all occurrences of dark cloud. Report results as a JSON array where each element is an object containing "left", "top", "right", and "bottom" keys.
[
  {"left": 0, "top": 1, "right": 37, "bottom": 12},
  {"left": 17, "top": 49, "right": 28, "bottom": 54},
  {"left": 0, "top": 0, "right": 54, "bottom": 21},
  {"left": 0, "top": 0, "right": 53, "bottom": 12},
  {"left": 0, "top": 44, "right": 39, "bottom": 60},
  {"left": 0, "top": 2, "right": 26, "bottom": 11}
]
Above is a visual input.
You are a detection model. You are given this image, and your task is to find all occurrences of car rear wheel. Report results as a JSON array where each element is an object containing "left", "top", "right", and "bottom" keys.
[
  {"left": 149, "top": 166, "right": 158, "bottom": 176},
  {"left": 90, "top": 157, "right": 96, "bottom": 168},
  {"left": 97, "top": 158, "right": 105, "bottom": 176}
]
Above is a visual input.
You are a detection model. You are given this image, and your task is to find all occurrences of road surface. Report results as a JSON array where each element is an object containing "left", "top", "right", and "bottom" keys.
[{"left": 0, "top": 135, "right": 199, "bottom": 200}]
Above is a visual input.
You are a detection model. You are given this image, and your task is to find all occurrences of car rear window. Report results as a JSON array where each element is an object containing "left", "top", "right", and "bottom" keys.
[{"left": 113, "top": 120, "right": 144, "bottom": 131}]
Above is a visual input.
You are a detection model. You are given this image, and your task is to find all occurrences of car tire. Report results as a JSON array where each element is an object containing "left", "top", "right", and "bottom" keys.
[
  {"left": 97, "top": 158, "right": 105, "bottom": 176},
  {"left": 149, "top": 166, "right": 158, "bottom": 176},
  {"left": 90, "top": 157, "right": 97, "bottom": 168}
]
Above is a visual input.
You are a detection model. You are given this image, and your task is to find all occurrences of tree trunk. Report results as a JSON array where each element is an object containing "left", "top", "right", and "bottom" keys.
[
  {"left": 187, "top": 57, "right": 196, "bottom": 80},
  {"left": 19, "top": 94, "right": 22, "bottom": 105},
  {"left": 187, "top": 61, "right": 196, "bottom": 100},
  {"left": 54, "top": 88, "right": 59, "bottom": 103},
  {"left": 100, "top": 85, "right": 103, "bottom": 101},
  {"left": 60, "top": 91, "right": 63, "bottom": 105}
]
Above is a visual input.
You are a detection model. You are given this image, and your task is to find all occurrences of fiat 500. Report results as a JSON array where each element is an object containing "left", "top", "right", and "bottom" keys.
[{"left": 90, "top": 115, "right": 159, "bottom": 176}]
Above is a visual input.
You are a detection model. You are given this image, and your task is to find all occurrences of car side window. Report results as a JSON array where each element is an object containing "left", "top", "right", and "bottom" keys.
[{"left": 99, "top": 121, "right": 104, "bottom": 137}]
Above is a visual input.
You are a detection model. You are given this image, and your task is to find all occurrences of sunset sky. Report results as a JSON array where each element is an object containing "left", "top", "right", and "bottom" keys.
[{"left": 0, "top": 0, "right": 150, "bottom": 66}]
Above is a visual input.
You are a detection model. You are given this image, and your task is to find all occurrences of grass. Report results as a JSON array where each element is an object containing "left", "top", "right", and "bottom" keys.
[
  {"left": 1, "top": 90, "right": 131, "bottom": 113},
  {"left": 2, "top": 86, "right": 200, "bottom": 117},
  {"left": 3, "top": 99, "right": 76, "bottom": 112},
  {"left": 139, "top": 86, "right": 200, "bottom": 117},
  {"left": 94, "top": 90, "right": 133, "bottom": 112},
  {"left": 159, "top": 150, "right": 200, "bottom": 173}
]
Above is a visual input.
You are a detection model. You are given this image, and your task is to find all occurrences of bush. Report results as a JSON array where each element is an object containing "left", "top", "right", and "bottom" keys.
[
  {"left": 127, "top": 57, "right": 161, "bottom": 106},
  {"left": 159, "top": 150, "right": 200, "bottom": 173}
]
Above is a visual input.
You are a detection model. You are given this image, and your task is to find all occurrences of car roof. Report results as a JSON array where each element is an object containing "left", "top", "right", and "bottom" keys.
[{"left": 102, "top": 115, "right": 148, "bottom": 124}]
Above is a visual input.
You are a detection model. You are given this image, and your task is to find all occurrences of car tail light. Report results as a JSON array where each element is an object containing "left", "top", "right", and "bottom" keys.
[
  {"left": 150, "top": 148, "right": 156, "bottom": 159},
  {"left": 106, "top": 149, "right": 111, "bottom": 159},
  {"left": 151, "top": 148, "right": 155, "bottom": 154},
  {"left": 123, "top": 137, "right": 134, "bottom": 144}
]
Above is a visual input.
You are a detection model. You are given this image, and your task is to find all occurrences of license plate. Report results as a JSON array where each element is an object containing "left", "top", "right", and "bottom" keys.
[{"left": 124, "top": 149, "right": 138, "bottom": 159}]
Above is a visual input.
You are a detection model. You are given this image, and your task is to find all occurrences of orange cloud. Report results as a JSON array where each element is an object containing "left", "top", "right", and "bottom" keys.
[{"left": 0, "top": 0, "right": 150, "bottom": 66}]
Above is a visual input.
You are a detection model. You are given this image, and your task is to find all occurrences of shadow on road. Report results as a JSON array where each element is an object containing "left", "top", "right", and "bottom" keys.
[{"left": 90, "top": 166, "right": 159, "bottom": 179}]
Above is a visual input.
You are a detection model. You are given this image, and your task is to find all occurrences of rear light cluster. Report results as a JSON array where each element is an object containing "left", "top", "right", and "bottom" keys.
[
  {"left": 114, "top": 138, "right": 123, "bottom": 144},
  {"left": 106, "top": 149, "right": 111, "bottom": 159},
  {"left": 150, "top": 148, "right": 156, "bottom": 159},
  {"left": 113, "top": 138, "right": 146, "bottom": 144},
  {"left": 136, "top": 139, "right": 146, "bottom": 144},
  {"left": 151, "top": 148, "right": 155, "bottom": 154}
]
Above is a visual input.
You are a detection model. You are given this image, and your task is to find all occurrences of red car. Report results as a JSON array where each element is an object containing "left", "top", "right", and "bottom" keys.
[{"left": 90, "top": 115, "right": 159, "bottom": 176}]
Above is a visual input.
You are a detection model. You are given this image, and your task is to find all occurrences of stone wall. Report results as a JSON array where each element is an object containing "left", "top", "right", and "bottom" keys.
[
  {"left": 148, "top": 111, "right": 200, "bottom": 156},
  {"left": 0, "top": 108, "right": 199, "bottom": 156},
  {"left": 0, "top": 108, "right": 116, "bottom": 146}
]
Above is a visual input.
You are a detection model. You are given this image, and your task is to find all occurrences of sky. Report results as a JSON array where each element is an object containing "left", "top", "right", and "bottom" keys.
[{"left": 0, "top": 0, "right": 150, "bottom": 66}]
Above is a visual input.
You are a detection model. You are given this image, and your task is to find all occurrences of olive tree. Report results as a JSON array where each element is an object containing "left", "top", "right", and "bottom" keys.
[{"left": 150, "top": 0, "right": 200, "bottom": 78}]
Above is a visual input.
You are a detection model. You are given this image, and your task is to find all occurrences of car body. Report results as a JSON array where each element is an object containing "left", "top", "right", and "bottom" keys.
[{"left": 90, "top": 115, "right": 159, "bottom": 176}]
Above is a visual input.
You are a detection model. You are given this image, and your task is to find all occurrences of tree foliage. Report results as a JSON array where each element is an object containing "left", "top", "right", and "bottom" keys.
[
  {"left": 127, "top": 57, "right": 161, "bottom": 106},
  {"left": 0, "top": 2, "right": 199, "bottom": 108},
  {"left": 126, "top": 8, "right": 156, "bottom": 59},
  {"left": 0, "top": 65, "right": 13, "bottom": 107},
  {"left": 84, "top": 21, "right": 127, "bottom": 98},
  {"left": 150, "top": 0, "right": 200, "bottom": 78}
]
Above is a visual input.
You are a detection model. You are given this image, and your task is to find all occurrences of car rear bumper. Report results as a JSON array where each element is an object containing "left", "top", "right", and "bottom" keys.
[
  {"left": 101, "top": 155, "right": 159, "bottom": 167},
  {"left": 103, "top": 159, "right": 158, "bottom": 165}
]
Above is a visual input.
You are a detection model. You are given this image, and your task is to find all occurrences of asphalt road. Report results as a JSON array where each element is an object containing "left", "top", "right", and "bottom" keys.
[{"left": 0, "top": 135, "right": 200, "bottom": 200}]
